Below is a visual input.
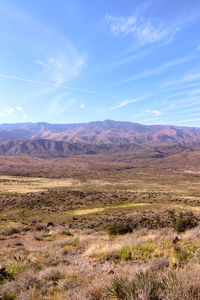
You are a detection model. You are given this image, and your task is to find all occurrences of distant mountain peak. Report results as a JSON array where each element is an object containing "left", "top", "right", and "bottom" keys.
[{"left": 0, "top": 120, "right": 199, "bottom": 158}]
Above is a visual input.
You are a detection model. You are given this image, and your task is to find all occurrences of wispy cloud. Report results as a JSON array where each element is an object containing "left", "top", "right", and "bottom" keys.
[
  {"left": 0, "top": 1, "right": 86, "bottom": 87},
  {"left": 119, "top": 55, "right": 192, "bottom": 84},
  {"left": 0, "top": 105, "right": 15, "bottom": 118},
  {"left": 147, "top": 110, "right": 162, "bottom": 116},
  {"left": 110, "top": 97, "right": 143, "bottom": 111},
  {"left": 0, "top": 73, "right": 121, "bottom": 99},
  {"left": 80, "top": 103, "right": 85, "bottom": 109},
  {"left": 104, "top": 14, "right": 179, "bottom": 45},
  {"left": 183, "top": 68, "right": 200, "bottom": 82},
  {"left": 17, "top": 106, "right": 24, "bottom": 112},
  {"left": 160, "top": 67, "right": 200, "bottom": 88},
  {"left": 106, "top": 49, "right": 152, "bottom": 70},
  {"left": 4, "top": 107, "right": 14, "bottom": 114},
  {"left": 36, "top": 53, "right": 85, "bottom": 86},
  {"left": 48, "top": 93, "right": 77, "bottom": 117},
  {"left": 189, "top": 88, "right": 200, "bottom": 96}
]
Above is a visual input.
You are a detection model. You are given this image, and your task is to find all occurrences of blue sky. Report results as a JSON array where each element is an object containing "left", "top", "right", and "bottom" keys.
[{"left": 0, "top": 0, "right": 200, "bottom": 126}]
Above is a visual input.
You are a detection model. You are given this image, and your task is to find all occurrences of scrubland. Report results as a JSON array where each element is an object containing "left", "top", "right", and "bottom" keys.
[{"left": 0, "top": 168, "right": 200, "bottom": 299}]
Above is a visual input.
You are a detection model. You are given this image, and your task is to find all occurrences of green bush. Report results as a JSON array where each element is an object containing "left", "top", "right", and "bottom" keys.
[
  {"left": 108, "top": 222, "right": 132, "bottom": 235},
  {"left": 107, "top": 270, "right": 163, "bottom": 300},
  {"left": 173, "top": 215, "right": 198, "bottom": 233},
  {"left": 173, "top": 245, "right": 189, "bottom": 265},
  {"left": 0, "top": 264, "right": 26, "bottom": 284},
  {"left": 0, "top": 267, "right": 12, "bottom": 284}
]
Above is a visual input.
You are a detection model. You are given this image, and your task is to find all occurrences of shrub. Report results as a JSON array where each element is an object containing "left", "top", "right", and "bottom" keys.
[
  {"left": 108, "top": 271, "right": 163, "bottom": 300},
  {"left": 161, "top": 271, "right": 200, "bottom": 300},
  {"left": 61, "top": 230, "right": 73, "bottom": 236},
  {"left": 62, "top": 239, "right": 80, "bottom": 255},
  {"left": 35, "top": 224, "right": 46, "bottom": 231},
  {"left": 6, "top": 264, "right": 27, "bottom": 280},
  {"left": 0, "top": 281, "right": 18, "bottom": 300},
  {"left": 107, "top": 277, "right": 130, "bottom": 299},
  {"left": 0, "top": 270, "right": 40, "bottom": 300},
  {"left": 68, "top": 239, "right": 79, "bottom": 247},
  {"left": 108, "top": 222, "right": 132, "bottom": 235},
  {"left": 39, "top": 267, "right": 65, "bottom": 284},
  {"left": 0, "top": 264, "right": 26, "bottom": 284},
  {"left": 173, "top": 245, "right": 189, "bottom": 265},
  {"left": 0, "top": 267, "right": 12, "bottom": 284},
  {"left": 173, "top": 215, "right": 198, "bottom": 233},
  {"left": 4, "top": 227, "right": 20, "bottom": 236}
]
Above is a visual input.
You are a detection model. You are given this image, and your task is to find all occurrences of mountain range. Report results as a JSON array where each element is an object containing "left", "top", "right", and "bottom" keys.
[{"left": 0, "top": 120, "right": 200, "bottom": 159}]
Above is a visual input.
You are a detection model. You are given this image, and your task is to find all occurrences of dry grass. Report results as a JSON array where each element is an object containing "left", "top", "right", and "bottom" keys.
[
  {"left": 71, "top": 202, "right": 152, "bottom": 216},
  {"left": 0, "top": 169, "right": 200, "bottom": 299},
  {"left": 0, "top": 176, "right": 80, "bottom": 193}
]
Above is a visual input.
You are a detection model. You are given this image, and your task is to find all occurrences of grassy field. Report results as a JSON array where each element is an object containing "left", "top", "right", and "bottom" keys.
[{"left": 0, "top": 169, "right": 200, "bottom": 299}]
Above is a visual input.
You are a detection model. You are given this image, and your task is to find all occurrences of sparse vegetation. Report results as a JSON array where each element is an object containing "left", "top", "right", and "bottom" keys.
[
  {"left": 173, "top": 214, "right": 198, "bottom": 233},
  {"left": 108, "top": 222, "right": 133, "bottom": 235},
  {"left": 0, "top": 169, "right": 200, "bottom": 299},
  {"left": 108, "top": 271, "right": 163, "bottom": 300}
]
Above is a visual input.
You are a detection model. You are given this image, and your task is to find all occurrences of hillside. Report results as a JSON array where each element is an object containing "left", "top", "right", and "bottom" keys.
[
  {"left": 0, "top": 120, "right": 199, "bottom": 163},
  {"left": 0, "top": 120, "right": 200, "bottom": 147}
]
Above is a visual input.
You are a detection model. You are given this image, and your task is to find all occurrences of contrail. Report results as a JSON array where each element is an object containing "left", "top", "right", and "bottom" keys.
[{"left": 0, "top": 73, "right": 121, "bottom": 99}]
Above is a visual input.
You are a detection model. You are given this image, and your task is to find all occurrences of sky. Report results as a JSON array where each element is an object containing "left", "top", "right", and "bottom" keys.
[{"left": 0, "top": 0, "right": 200, "bottom": 126}]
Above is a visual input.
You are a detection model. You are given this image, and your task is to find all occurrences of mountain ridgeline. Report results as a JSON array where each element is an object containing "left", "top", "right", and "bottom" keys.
[{"left": 0, "top": 120, "right": 200, "bottom": 158}]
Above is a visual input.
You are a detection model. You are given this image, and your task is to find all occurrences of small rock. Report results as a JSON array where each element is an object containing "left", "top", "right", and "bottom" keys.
[{"left": 107, "top": 269, "right": 114, "bottom": 275}]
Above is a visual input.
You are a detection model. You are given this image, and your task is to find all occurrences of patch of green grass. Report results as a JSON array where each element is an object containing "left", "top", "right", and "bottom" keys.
[
  {"left": 0, "top": 264, "right": 27, "bottom": 284},
  {"left": 116, "top": 246, "right": 132, "bottom": 260},
  {"left": 111, "top": 244, "right": 154, "bottom": 262},
  {"left": 7, "top": 264, "right": 27, "bottom": 279},
  {"left": 68, "top": 239, "right": 79, "bottom": 247}
]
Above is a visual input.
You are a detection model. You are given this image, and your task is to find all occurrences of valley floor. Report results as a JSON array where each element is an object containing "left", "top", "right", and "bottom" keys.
[{"left": 0, "top": 168, "right": 200, "bottom": 299}]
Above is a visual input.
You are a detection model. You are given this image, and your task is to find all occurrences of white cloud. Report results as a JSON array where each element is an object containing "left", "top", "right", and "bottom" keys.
[
  {"left": 146, "top": 109, "right": 162, "bottom": 116},
  {"left": 0, "top": 111, "right": 4, "bottom": 118},
  {"left": 151, "top": 110, "right": 162, "bottom": 116},
  {"left": 168, "top": 103, "right": 176, "bottom": 109},
  {"left": 104, "top": 14, "right": 179, "bottom": 45},
  {"left": 110, "top": 97, "right": 143, "bottom": 111},
  {"left": 17, "top": 106, "right": 24, "bottom": 112},
  {"left": 36, "top": 53, "right": 85, "bottom": 86},
  {"left": 80, "top": 103, "right": 85, "bottom": 109},
  {"left": 4, "top": 107, "right": 14, "bottom": 114}
]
